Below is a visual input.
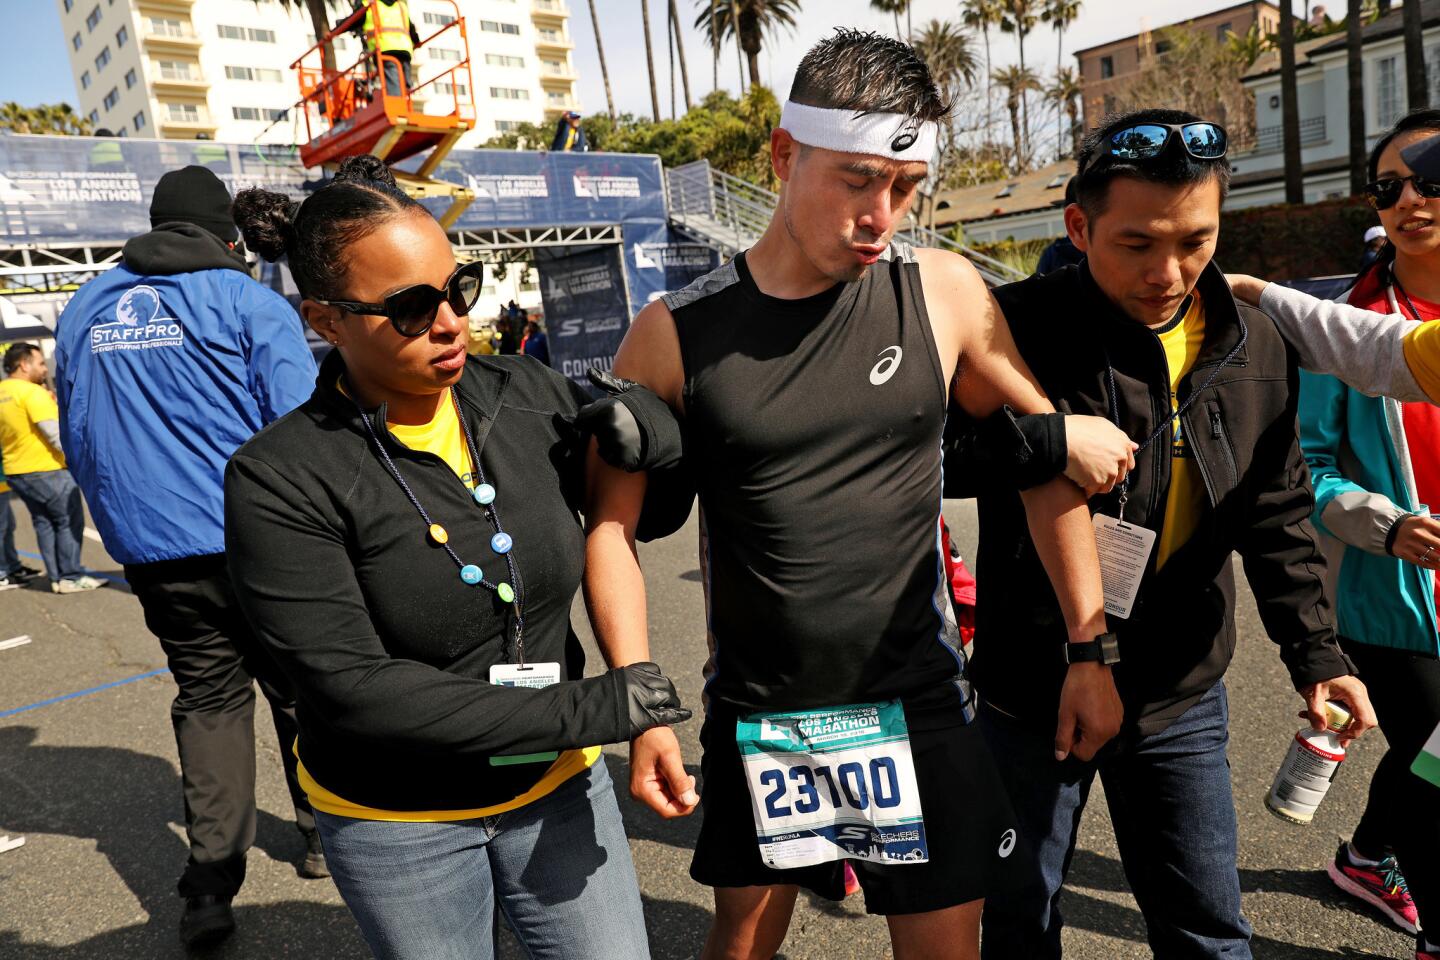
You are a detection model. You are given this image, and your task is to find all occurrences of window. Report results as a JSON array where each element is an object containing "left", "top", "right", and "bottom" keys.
[
  {"left": 491, "top": 87, "right": 530, "bottom": 100},
  {"left": 225, "top": 65, "right": 283, "bottom": 82},
  {"left": 1099, "top": 55, "right": 1114, "bottom": 79},
  {"left": 102, "top": 87, "right": 119, "bottom": 110},
  {"left": 434, "top": 81, "right": 469, "bottom": 97},
  {"left": 64, "top": 0, "right": 74, "bottom": 12},
  {"left": 124, "top": 67, "right": 137, "bottom": 89},
  {"left": 495, "top": 119, "right": 521, "bottom": 132},
  {"left": 80, "top": 70, "right": 91, "bottom": 89},
  {"left": 166, "top": 103, "right": 200, "bottom": 122},
  {"left": 1103, "top": 94, "right": 1116, "bottom": 114},
  {"left": 479, "top": 20, "right": 521, "bottom": 35},
  {"left": 547, "top": 90, "right": 567, "bottom": 104},
  {"left": 423, "top": 11, "right": 455, "bottom": 25},
  {"left": 232, "top": 106, "right": 286, "bottom": 121},
  {"left": 485, "top": 53, "right": 525, "bottom": 67},
  {"left": 217, "top": 25, "right": 276, "bottom": 43},
  {"left": 85, "top": 5, "right": 101, "bottom": 31},
  {"left": 148, "top": 17, "right": 184, "bottom": 37},
  {"left": 542, "top": 58, "right": 564, "bottom": 74},
  {"left": 72, "top": 31, "right": 82, "bottom": 50},
  {"left": 87, "top": 109, "right": 100, "bottom": 125},
  {"left": 94, "top": 46, "right": 111, "bottom": 71},
  {"left": 115, "top": 24, "right": 127, "bottom": 47},
  {"left": 994, "top": 183, "right": 1017, "bottom": 198},
  {"left": 1154, "top": 40, "right": 1172, "bottom": 56},
  {"left": 1377, "top": 55, "right": 1402, "bottom": 127},
  {"left": 133, "top": 109, "right": 146, "bottom": 131},
  {"left": 1216, "top": 21, "right": 1232, "bottom": 41},
  {"left": 1046, "top": 173, "right": 1068, "bottom": 189},
  {"left": 157, "top": 60, "right": 198, "bottom": 80},
  {"left": 537, "top": 27, "right": 563, "bottom": 42},
  {"left": 115, "top": 127, "right": 126, "bottom": 137},
  {"left": 429, "top": 47, "right": 462, "bottom": 61}
]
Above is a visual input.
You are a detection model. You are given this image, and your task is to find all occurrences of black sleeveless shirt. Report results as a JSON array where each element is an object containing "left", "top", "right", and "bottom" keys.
[{"left": 665, "top": 244, "right": 971, "bottom": 723}]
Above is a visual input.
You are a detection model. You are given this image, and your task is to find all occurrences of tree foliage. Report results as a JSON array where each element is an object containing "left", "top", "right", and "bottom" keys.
[
  {"left": 0, "top": 102, "right": 94, "bottom": 136},
  {"left": 1109, "top": 27, "right": 1255, "bottom": 142}
]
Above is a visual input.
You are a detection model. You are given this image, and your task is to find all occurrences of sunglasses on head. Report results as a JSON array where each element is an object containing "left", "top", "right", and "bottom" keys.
[
  {"left": 317, "top": 260, "right": 485, "bottom": 337},
  {"left": 1082, "top": 121, "right": 1229, "bottom": 174},
  {"left": 1363, "top": 174, "right": 1440, "bottom": 211}
]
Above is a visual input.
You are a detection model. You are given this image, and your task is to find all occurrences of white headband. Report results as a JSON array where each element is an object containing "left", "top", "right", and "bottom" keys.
[{"left": 779, "top": 100, "right": 938, "bottom": 163}]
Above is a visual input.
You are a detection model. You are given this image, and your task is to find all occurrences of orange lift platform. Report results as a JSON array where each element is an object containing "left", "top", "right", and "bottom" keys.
[{"left": 291, "top": 1, "right": 477, "bottom": 227}]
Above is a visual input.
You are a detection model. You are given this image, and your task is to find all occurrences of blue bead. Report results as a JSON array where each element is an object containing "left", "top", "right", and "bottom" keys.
[
  {"left": 474, "top": 483, "right": 496, "bottom": 505},
  {"left": 459, "top": 564, "right": 483, "bottom": 585},
  {"left": 491, "top": 532, "right": 513, "bottom": 554}
]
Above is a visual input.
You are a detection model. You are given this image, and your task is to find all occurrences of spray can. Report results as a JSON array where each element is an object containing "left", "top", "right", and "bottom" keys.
[{"left": 1265, "top": 701, "right": 1353, "bottom": 824}]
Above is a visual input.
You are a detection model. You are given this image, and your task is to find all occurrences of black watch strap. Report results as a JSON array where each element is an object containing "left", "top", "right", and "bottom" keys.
[{"left": 1065, "top": 632, "right": 1121, "bottom": 666}]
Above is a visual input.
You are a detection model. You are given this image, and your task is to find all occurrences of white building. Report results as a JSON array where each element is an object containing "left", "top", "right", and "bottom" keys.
[
  {"left": 1233, "top": 3, "right": 1440, "bottom": 207},
  {"left": 57, "top": 0, "right": 580, "bottom": 148}
]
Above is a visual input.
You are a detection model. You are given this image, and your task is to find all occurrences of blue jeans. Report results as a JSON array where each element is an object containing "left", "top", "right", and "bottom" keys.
[
  {"left": 313, "top": 760, "right": 651, "bottom": 960},
  {"left": 0, "top": 489, "right": 19, "bottom": 576},
  {"left": 979, "top": 682, "right": 1251, "bottom": 960},
  {"left": 7, "top": 469, "right": 85, "bottom": 582}
]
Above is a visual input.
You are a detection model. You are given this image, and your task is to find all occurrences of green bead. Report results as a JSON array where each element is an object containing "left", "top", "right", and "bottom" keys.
[{"left": 497, "top": 582, "right": 515, "bottom": 603}]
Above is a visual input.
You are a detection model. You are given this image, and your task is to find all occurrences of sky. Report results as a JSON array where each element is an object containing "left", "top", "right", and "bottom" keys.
[{"left": 0, "top": 0, "right": 1254, "bottom": 123}]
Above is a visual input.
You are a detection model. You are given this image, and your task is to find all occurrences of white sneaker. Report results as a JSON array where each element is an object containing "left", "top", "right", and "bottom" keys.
[
  {"left": 0, "top": 576, "right": 20, "bottom": 591},
  {"left": 51, "top": 575, "right": 106, "bottom": 594}
]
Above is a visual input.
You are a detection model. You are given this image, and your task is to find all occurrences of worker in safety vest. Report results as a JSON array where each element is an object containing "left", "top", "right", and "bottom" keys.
[{"left": 356, "top": 0, "right": 420, "bottom": 97}]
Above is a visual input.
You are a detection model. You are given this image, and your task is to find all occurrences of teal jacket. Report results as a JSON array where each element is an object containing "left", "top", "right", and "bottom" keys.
[{"left": 1297, "top": 279, "right": 1439, "bottom": 657}]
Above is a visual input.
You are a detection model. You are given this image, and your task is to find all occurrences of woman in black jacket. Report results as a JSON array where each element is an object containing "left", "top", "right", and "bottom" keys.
[{"left": 224, "top": 156, "right": 687, "bottom": 960}]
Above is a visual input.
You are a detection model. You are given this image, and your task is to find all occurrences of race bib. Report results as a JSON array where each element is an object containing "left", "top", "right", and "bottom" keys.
[{"left": 737, "top": 700, "right": 928, "bottom": 870}]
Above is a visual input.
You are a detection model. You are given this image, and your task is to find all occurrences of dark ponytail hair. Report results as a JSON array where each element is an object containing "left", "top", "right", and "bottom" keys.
[
  {"left": 231, "top": 154, "right": 424, "bottom": 299},
  {"left": 1359, "top": 108, "right": 1440, "bottom": 277}
]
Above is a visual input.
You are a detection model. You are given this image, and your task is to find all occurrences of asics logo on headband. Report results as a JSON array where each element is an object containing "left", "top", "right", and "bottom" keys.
[
  {"left": 779, "top": 101, "right": 938, "bottom": 162},
  {"left": 891, "top": 118, "right": 921, "bottom": 153}
]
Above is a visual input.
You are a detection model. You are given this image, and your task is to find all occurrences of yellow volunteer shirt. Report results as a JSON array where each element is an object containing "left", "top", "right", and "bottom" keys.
[
  {"left": 1154, "top": 294, "right": 1207, "bottom": 569},
  {"left": 299, "top": 385, "right": 600, "bottom": 822},
  {"left": 0, "top": 379, "right": 65, "bottom": 475},
  {"left": 1405, "top": 321, "right": 1440, "bottom": 402}
]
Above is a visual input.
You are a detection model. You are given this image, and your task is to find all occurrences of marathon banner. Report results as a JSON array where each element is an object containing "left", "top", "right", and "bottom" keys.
[
  {"left": 622, "top": 221, "right": 720, "bottom": 309},
  {"left": 0, "top": 291, "right": 65, "bottom": 343},
  {"left": 0, "top": 133, "right": 666, "bottom": 244},
  {"left": 536, "top": 245, "right": 631, "bottom": 393}
]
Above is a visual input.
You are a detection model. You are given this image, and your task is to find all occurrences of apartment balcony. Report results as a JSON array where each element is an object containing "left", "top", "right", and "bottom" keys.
[
  {"left": 543, "top": 99, "right": 578, "bottom": 119},
  {"left": 142, "top": 20, "right": 202, "bottom": 53},
  {"left": 1232, "top": 116, "right": 1327, "bottom": 156},
  {"left": 151, "top": 63, "right": 208, "bottom": 95},
  {"left": 534, "top": 31, "right": 574, "bottom": 52},
  {"left": 540, "top": 67, "right": 576, "bottom": 84},
  {"left": 158, "top": 105, "right": 217, "bottom": 137},
  {"left": 532, "top": 0, "right": 569, "bottom": 22}
]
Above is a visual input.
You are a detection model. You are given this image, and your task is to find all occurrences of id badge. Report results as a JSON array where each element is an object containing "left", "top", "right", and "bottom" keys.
[
  {"left": 736, "top": 700, "right": 928, "bottom": 870},
  {"left": 489, "top": 662, "right": 562, "bottom": 766},
  {"left": 1092, "top": 513, "right": 1156, "bottom": 620}
]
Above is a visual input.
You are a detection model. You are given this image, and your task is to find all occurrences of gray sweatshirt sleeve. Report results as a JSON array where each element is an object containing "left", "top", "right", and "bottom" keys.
[{"left": 1260, "top": 282, "right": 1429, "bottom": 402}]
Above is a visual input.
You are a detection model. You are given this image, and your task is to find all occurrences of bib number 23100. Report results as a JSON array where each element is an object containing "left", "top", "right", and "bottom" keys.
[{"left": 737, "top": 700, "right": 928, "bottom": 869}]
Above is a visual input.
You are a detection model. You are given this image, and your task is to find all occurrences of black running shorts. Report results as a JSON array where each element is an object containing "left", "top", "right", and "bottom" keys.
[{"left": 689, "top": 697, "right": 1025, "bottom": 916}]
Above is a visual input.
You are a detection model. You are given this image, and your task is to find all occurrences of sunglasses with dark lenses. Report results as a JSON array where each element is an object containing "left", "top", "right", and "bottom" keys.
[
  {"left": 1363, "top": 175, "right": 1440, "bottom": 210},
  {"left": 318, "top": 260, "right": 486, "bottom": 337},
  {"left": 1085, "top": 122, "right": 1229, "bottom": 173}
]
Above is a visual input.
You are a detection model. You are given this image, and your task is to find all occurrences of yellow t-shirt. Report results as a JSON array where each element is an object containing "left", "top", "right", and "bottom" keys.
[
  {"left": 1405, "top": 320, "right": 1440, "bottom": 402},
  {"left": 1154, "top": 294, "right": 1207, "bottom": 569},
  {"left": 299, "top": 386, "right": 599, "bottom": 822},
  {"left": 0, "top": 379, "right": 64, "bottom": 475}
]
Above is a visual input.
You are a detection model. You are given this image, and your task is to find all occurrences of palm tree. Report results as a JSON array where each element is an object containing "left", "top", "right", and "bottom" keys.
[
  {"left": 1347, "top": 0, "right": 1366, "bottom": 194},
  {"left": 1278, "top": 0, "right": 1304, "bottom": 203},
  {"left": 1046, "top": 66, "right": 1083, "bottom": 160},
  {"left": 641, "top": 0, "right": 662, "bottom": 121},
  {"left": 999, "top": 0, "right": 1040, "bottom": 165},
  {"left": 1224, "top": 21, "right": 1272, "bottom": 69},
  {"left": 588, "top": 0, "right": 617, "bottom": 119},
  {"left": 268, "top": 0, "right": 338, "bottom": 71},
  {"left": 1403, "top": 0, "right": 1429, "bottom": 109},
  {"left": 912, "top": 20, "right": 978, "bottom": 227},
  {"left": 961, "top": 0, "right": 1005, "bottom": 138},
  {"left": 695, "top": 0, "right": 802, "bottom": 92},
  {"left": 871, "top": 0, "right": 906, "bottom": 40},
  {"left": 0, "top": 102, "right": 34, "bottom": 135},
  {"left": 670, "top": 0, "right": 693, "bottom": 111},
  {"left": 1042, "top": 0, "right": 1082, "bottom": 76},
  {"left": 994, "top": 64, "right": 1042, "bottom": 169}
]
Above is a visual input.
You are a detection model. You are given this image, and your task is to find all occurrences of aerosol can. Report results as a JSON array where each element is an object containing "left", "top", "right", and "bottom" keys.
[{"left": 1265, "top": 701, "right": 1353, "bottom": 824}]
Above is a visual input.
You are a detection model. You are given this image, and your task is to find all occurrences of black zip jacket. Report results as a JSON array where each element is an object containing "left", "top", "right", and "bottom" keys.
[
  {"left": 967, "top": 261, "right": 1354, "bottom": 737},
  {"left": 225, "top": 350, "right": 636, "bottom": 811}
]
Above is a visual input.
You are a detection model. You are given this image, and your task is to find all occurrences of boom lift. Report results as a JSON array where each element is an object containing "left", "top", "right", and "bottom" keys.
[{"left": 291, "top": 1, "right": 476, "bottom": 227}]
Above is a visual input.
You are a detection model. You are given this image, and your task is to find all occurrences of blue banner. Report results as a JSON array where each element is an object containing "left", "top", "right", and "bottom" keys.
[
  {"left": 622, "top": 221, "right": 720, "bottom": 311},
  {"left": 537, "top": 245, "right": 631, "bottom": 392}
]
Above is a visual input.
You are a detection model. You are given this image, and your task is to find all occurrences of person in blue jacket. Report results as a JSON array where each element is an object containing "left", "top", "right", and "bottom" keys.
[{"left": 51, "top": 165, "right": 321, "bottom": 950}]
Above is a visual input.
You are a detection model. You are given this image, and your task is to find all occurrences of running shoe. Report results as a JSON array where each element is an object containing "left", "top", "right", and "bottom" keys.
[
  {"left": 51, "top": 575, "right": 106, "bottom": 594},
  {"left": 0, "top": 575, "right": 20, "bottom": 591},
  {"left": 1326, "top": 841, "right": 1419, "bottom": 934},
  {"left": 10, "top": 564, "right": 41, "bottom": 583}
]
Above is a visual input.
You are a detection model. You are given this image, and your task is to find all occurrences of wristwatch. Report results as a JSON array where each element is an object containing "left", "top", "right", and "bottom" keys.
[{"left": 1064, "top": 632, "right": 1121, "bottom": 666}]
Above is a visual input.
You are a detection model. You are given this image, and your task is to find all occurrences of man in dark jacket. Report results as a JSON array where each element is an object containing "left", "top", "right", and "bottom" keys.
[
  {"left": 550, "top": 111, "right": 587, "bottom": 152},
  {"left": 51, "top": 166, "right": 319, "bottom": 950},
  {"left": 965, "top": 110, "right": 1377, "bottom": 959}
]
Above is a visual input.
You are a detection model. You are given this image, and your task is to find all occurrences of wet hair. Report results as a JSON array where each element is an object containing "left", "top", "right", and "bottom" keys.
[
  {"left": 1074, "top": 108, "right": 1231, "bottom": 221},
  {"left": 1359, "top": 108, "right": 1440, "bottom": 277},
  {"left": 3, "top": 342, "right": 39, "bottom": 375},
  {"left": 789, "top": 28, "right": 950, "bottom": 124},
  {"left": 231, "top": 154, "right": 425, "bottom": 300}
]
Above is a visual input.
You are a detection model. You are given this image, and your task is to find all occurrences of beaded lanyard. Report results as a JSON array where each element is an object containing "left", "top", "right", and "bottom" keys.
[{"left": 349, "top": 385, "right": 529, "bottom": 664}]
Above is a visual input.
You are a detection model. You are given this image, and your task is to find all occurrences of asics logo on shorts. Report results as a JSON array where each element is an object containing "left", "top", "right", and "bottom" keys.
[
  {"left": 869, "top": 346, "right": 903, "bottom": 386},
  {"left": 998, "top": 828, "right": 1017, "bottom": 858}
]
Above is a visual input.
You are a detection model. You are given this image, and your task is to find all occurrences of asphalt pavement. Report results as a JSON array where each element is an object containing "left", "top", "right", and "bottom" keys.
[{"left": 0, "top": 498, "right": 1413, "bottom": 958}]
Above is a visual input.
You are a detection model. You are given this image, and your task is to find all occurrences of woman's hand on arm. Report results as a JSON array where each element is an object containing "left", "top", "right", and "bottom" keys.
[{"left": 1225, "top": 274, "right": 1268, "bottom": 306}]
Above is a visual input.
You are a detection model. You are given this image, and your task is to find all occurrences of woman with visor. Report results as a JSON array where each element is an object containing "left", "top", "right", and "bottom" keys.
[{"left": 224, "top": 156, "right": 689, "bottom": 959}]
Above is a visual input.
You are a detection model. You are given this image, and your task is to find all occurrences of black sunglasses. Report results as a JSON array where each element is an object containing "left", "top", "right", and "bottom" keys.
[
  {"left": 1363, "top": 174, "right": 1440, "bottom": 211},
  {"left": 318, "top": 260, "right": 486, "bottom": 337},
  {"left": 1083, "top": 122, "right": 1228, "bottom": 174}
]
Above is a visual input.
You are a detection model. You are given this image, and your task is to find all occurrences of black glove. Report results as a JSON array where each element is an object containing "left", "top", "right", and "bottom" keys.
[
  {"left": 575, "top": 368, "right": 647, "bottom": 471},
  {"left": 619, "top": 661, "right": 692, "bottom": 736}
]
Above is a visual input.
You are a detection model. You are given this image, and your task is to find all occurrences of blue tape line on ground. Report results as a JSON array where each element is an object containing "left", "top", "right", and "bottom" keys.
[
  {"left": 0, "top": 668, "right": 171, "bottom": 719},
  {"left": 14, "top": 549, "right": 127, "bottom": 585}
]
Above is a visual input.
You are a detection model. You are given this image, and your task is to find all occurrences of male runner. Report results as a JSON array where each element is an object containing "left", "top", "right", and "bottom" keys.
[{"left": 585, "top": 30, "right": 1132, "bottom": 959}]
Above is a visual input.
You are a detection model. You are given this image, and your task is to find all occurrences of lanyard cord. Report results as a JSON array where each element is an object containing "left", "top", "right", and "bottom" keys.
[
  {"left": 1391, "top": 265, "right": 1427, "bottom": 323},
  {"left": 1103, "top": 311, "right": 1249, "bottom": 505},
  {"left": 349, "top": 386, "right": 528, "bottom": 660}
]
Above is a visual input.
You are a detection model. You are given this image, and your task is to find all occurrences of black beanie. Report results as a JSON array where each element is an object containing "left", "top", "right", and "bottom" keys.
[{"left": 149, "top": 165, "right": 237, "bottom": 242}]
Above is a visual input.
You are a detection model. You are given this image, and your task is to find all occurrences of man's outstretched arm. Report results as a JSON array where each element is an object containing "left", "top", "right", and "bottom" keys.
[{"left": 583, "top": 300, "right": 699, "bottom": 818}]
